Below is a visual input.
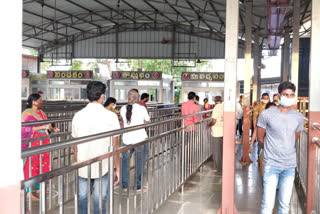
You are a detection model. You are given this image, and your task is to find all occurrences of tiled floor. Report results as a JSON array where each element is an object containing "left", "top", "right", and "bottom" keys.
[{"left": 155, "top": 143, "right": 264, "bottom": 214}]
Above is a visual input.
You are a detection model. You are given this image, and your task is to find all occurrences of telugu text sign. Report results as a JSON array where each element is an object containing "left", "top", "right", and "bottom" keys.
[
  {"left": 112, "top": 71, "right": 162, "bottom": 80},
  {"left": 47, "top": 70, "right": 93, "bottom": 79},
  {"left": 181, "top": 72, "right": 224, "bottom": 81}
]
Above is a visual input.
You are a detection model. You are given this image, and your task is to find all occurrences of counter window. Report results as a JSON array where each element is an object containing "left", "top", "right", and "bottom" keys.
[{"left": 137, "top": 81, "right": 160, "bottom": 86}]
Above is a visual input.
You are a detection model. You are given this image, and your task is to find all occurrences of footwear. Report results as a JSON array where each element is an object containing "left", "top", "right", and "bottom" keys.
[{"left": 137, "top": 186, "right": 147, "bottom": 193}]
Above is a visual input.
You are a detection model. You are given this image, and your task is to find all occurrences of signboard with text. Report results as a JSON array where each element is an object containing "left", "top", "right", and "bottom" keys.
[
  {"left": 112, "top": 71, "right": 162, "bottom": 80},
  {"left": 181, "top": 72, "right": 224, "bottom": 81},
  {"left": 47, "top": 70, "right": 93, "bottom": 79}
]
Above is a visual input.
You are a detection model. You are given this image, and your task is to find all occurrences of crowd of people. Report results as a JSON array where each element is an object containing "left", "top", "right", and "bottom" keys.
[
  {"left": 21, "top": 80, "right": 303, "bottom": 214},
  {"left": 21, "top": 82, "right": 151, "bottom": 211}
]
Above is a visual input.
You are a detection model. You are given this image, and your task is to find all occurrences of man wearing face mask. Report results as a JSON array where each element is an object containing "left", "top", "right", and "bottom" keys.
[
  {"left": 250, "top": 93, "right": 270, "bottom": 150},
  {"left": 257, "top": 81, "right": 304, "bottom": 214},
  {"left": 104, "top": 97, "right": 119, "bottom": 114},
  {"left": 138, "top": 93, "right": 149, "bottom": 109}
]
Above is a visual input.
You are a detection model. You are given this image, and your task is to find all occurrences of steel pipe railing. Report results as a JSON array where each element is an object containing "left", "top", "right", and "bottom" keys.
[{"left": 21, "top": 110, "right": 213, "bottom": 214}]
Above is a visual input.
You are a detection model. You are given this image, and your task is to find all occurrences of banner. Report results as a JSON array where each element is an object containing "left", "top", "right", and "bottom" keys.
[
  {"left": 47, "top": 70, "right": 93, "bottom": 79},
  {"left": 181, "top": 72, "right": 224, "bottom": 81},
  {"left": 112, "top": 71, "right": 162, "bottom": 80}
]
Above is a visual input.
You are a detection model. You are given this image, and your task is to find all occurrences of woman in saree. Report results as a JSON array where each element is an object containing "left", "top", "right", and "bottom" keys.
[
  {"left": 21, "top": 93, "right": 59, "bottom": 200},
  {"left": 202, "top": 98, "right": 214, "bottom": 119}
]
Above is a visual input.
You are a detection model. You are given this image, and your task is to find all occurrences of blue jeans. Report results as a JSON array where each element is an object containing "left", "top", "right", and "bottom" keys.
[
  {"left": 122, "top": 145, "right": 148, "bottom": 190},
  {"left": 79, "top": 173, "right": 109, "bottom": 214},
  {"left": 261, "top": 165, "right": 295, "bottom": 214}
]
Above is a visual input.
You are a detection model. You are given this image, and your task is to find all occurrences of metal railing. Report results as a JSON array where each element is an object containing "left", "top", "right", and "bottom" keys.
[
  {"left": 21, "top": 110, "right": 213, "bottom": 214},
  {"left": 21, "top": 107, "right": 181, "bottom": 135},
  {"left": 312, "top": 121, "right": 320, "bottom": 214}
]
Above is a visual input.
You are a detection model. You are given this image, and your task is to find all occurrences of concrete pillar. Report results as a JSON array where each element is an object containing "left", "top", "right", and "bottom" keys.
[
  {"left": 306, "top": 0, "right": 320, "bottom": 213},
  {"left": 170, "top": 81, "right": 174, "bottom": 103},
  {"left": 252, "top": 30, "right": 259, "bottom": 104},
  {"left": 282, "top": 28, "right": 290, "bottom": 82},
  {"left": 257, "top": 47, "right": 262, "bottom": 99},
  {"left": 218, "top": 0, "right": 239, "bottom": 213},
  {"left": 159, "top": 80, "right": 164, "bottom": 103},
  {"left": 0, "top": 1, "right": 22, "bottom": 213},
  {"left": 291, "top": 0, "right": 300, "bottom": 94},
  {"left": 241, "top": 0, "right": 252, "bottom": 164}
]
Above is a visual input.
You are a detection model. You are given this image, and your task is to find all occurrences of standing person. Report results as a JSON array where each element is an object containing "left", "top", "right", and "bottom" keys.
[
  {"left": 250, "top": 93, "right": 270, "bottom": 150},
  {"left": 209, "top": 96, "right": 224, "bottom": 173},
  {"left": 21, "top": 93, "right": 59, "bottom": 200},
  {"left": 257, "top": 82, "right": 304, "bottom": 214},
  {"left": 72, "top": 81, "right": 121, "bottom": 214},
  {"left": 272, "top": 94, "right": 280, "bottom": 106},
  {"left": 121, "top": 89, "right": 150, "bottom": 193},
  {"left": 203, "top": 98, "right": 213, "bottom": 119},
  {"left": 104, "top": 97, "right": 120, "bottom": 114},
  {"left": 138, "top": 93, "right": 149, "bottom": 109},
  {"left": 181, "top": 91, "right": 199, "bottom": 127},
  {"left": 195, "top": 95, "right": 203, "bottom": 120},
  {"left": 236, "top": 95, "right": 244, "bottom": 136}
]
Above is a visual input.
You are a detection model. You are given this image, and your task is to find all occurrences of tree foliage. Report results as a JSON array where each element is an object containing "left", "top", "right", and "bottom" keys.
[{"left": 71, "top": 60, "right": 83, "bottom": 70}]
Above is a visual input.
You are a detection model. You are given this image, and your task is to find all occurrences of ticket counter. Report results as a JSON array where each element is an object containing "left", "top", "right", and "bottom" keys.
[
  {"left": 110, "top": 71, "right": 174, "bottom": 103},
  {"left": 181, "top": 72, "right": 224, "bottom": 104}
]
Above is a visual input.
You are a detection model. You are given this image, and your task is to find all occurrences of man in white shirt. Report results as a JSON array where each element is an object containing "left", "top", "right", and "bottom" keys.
[
  {"left": 236, "top": 95, "right": 243, "bottom": 136},
  {"left": 120, "top": 89, "right": 150, "bottom": 192},
  {"left": 72, "top": 81, "right": 121, "bottom": 214},
  {"left": 209, "top": 96, "right": 224, "bottom": 173}
]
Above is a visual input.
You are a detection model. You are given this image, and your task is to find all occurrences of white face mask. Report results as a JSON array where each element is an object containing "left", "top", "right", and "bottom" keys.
[
  {"left": 112, "top": 104, "right": 117, "bottom": 109},
  {"left": 279, "top": 96, "right": 295, "bottom": 107}
]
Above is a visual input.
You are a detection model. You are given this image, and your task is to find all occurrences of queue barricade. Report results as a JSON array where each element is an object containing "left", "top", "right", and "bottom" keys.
[{"left": 20, "top": 110, "right": 213, "bottom": 214}]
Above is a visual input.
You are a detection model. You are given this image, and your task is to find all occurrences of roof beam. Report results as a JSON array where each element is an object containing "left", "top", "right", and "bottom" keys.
[
  {"left": 121, "top": 0, "right": 155, "bottom": 22},
  {"left": 93, "top": 0, "right": 136, "bottom": 23},
  {"left": 208, "top": 0, "right": 225, "bottom": 28},
  {"left": 184, "top": 0, "right": 223, "bottom": 38},
  {"left": 36, "top": 1, "right": 102, "bottom": 29},
  {"left": 65, "top": 0, "right": 118, "bottom": 25},
  {"left": 142, "top": 0, "right": 175, "bottom": 23},
  {"left": 163, "top": 0, "right": 193, "bottom": 26},
  {"left": 23, "top": 34, "right": 52, "bottom": 42},
  {"left": 23, "top": 22, "right": 67, "bottom": 37},
  {"left": 24, "top": 9, "right": 85, "bottom": 33}
]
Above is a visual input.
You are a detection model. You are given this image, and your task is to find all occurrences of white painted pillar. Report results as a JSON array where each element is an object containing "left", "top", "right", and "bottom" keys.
[
  {"left": 218, "top": 0, "right": 239, "bottom": 213},
  {"left": 170, "top": 81, "right": 174, "bottom": 103},
  {"left": 291, "top": 0, "right": 300, "bottom": 95},
  {"left": 159, "top": 80, "right": 164, "bottom": 103},
  {"left": 0, "top": 1, "right": 22, "bottom": 213},
  {"left": 241, "top": 0, "right": 252, "bottom": 164},
  {"left": 282, "top": 28, "right": 290, "bottom": 82},
  {"left": 306, "top": 1, "right": 320, "bottom": 213}
]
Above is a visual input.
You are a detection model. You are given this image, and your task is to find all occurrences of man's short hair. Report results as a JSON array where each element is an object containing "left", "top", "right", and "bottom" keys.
[
  {"left": 261, "top": 93, "right": 269, "bottom": 98},
  {"left": 132, "top": 89, "right": 139, "bottom": 93},
  {"left": 195, "top": 95, "right": 200, "bottom": 101},
  {"left": 87, "top": 81, "right": 106, "bottom": 102},
  {"left": 188, "top": 91, "right": 196, "bottom": 100},
  {"left": 214, "top": 96, "right": 222, "bottom": 103},
  {"left": 278, "top": 81, "right": 296, "bottom": 94},
  {"left": 104, "top": 97, "right": 116, "bottom": 107},
  {"left": 141, "top": 93, "right": 149, "bottom": 100},
  {"left": 273, "top": 94, "right": 279, "bottom": 98}
]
